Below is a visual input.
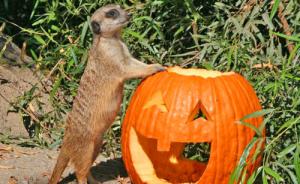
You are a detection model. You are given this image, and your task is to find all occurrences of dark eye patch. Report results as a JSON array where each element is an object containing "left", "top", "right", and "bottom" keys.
[{"left": 105, "top": 9, "right": 119, "bottom": 19}]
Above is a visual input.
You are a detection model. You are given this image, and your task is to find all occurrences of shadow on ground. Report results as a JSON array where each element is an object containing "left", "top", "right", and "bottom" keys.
[{"left": 59, "top": 158, "right": 128, "bottom": 184}]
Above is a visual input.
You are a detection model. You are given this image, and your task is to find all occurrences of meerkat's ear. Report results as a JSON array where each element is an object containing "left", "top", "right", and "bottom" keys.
[{"left": 91, "top": 21, "right": 101, "bottom": 34}]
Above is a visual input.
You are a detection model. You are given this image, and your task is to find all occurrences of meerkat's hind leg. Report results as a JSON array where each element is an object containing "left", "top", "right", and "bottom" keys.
[
  {"left": 87, "top": 138, "right": 103, "bottom": 184},
  {"left": 74, "top": 143, "right": 95, "bottom": 184},
  {"left": 49, "top": 147, "right": 70, "bottom": 184}
]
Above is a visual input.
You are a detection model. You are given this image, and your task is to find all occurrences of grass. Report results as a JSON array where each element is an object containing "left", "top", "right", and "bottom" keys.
[{"left": 0, "top": 0, "right": 299, "bottom": 183}]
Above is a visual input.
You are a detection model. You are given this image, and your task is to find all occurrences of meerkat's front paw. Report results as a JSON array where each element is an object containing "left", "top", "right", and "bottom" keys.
[{"left": 150, "top": 64, "right": 166, "bottom": 73}]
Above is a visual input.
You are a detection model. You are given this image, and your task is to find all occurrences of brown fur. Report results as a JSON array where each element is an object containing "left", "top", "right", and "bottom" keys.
[{"left": 49, "top": 4, "right": 164, "bottom": 184}]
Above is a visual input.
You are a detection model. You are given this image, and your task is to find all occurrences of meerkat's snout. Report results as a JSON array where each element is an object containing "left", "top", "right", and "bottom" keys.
[{"left": 126, "top": 13, "right": 132, "bottom": 21}]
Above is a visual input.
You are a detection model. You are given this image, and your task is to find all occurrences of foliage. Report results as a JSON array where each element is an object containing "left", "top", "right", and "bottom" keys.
[{"left": 0, "top": 0, "right": 299, "bottom": 183}]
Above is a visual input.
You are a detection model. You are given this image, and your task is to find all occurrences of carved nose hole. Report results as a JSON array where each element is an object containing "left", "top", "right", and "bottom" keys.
[
  {"left": 193, "top": 108, "right": 207, "bottom": 120},
  {"left": 188, "top": 101, "right": 208, "bottom": 123}
]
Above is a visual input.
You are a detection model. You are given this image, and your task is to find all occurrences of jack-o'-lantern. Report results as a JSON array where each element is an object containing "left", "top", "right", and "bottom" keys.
[{"left": 121, "top": 67, "right": 264, "bottom": 184}]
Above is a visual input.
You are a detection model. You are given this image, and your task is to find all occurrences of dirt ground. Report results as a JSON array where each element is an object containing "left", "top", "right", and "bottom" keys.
[
  {"left": 0, "top": 67, "right": 130, "bottom": 184},
  {"left": 0, "top": 37, "right": 130, "bottom": 184},
  {"left": 0, "top": 144, "right": 130, "bottom": 184}
]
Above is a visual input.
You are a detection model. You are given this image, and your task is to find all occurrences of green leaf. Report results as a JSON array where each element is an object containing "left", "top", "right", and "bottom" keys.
[
  {"left": 270, "top": 0, "right": 280, "bottom": 20},
  {"left": 30, "top": 0, "right": 40, "bottom": 20},
  {"left": 51, "top": 25, "right": 60, "bottom": 32},
  {"left": 247, "top": 167, "right": 263, "bottom": 184},
  {"left": 240, "top": 109, "right": 274, "bottom": 121},
  {"left": 264, "top": 167, "right": 283, "bottom": 182},
  {"left": 32, "top": 18, "right": 47, "bottom": 26},
  {"left": 41, "top": 27, "right": 57, "bottom": 44},
  {"left": 33, "top": 35, "right": 46, "bottom": 45},
  {"left": 262, "top": 13, "right": 274, "bottom": 30},
  {"left": 294, "top": 146, "right": 300, "bottom": 182},
  {"left": 277, "top": 144, "right": 296, "bottom": 158},
  {"left": 50, "top": 76, "right": 62, "bottom": 101},
  {"left": 237, "top": 120, "right": 262, "bottom": 137},
  {"left": 237, "top": 109, "right": 274, "bottom": 137},
  {"left": 276, "top": 163, "right": 299, "bottom": 183},
  {"left": 229, "top": 137, "right": 259, "bottom": 183},
  {"left": 276, "top": 117, "right": 300, "bottom": 133},
  {"left": 271, "top": 31, "right": 300, "bottom": 42},
  {"left": 80, "top": 20, "right": 89, "bottom": 45},
  {"left": 29, "top": 49, "right": 38, "bottom": 60},
  {"left": 70, "top": 47, "right": 78, "bottom": 65}
]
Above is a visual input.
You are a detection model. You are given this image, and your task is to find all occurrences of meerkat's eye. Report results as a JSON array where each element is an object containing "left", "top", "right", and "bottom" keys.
[{"left": 105, "top": 9, "right": 119, "bottom": 19}]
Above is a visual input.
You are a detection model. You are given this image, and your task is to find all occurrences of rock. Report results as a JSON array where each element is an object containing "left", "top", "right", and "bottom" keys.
[
  {"left": 0, "top": 65, "right": 53, "bottom": 138},
  {"left": 0, "top": 34, "right": 33, "bottom": 65},
  {"left": 0, "top": 34, "right": 53, "bottom": 138}
]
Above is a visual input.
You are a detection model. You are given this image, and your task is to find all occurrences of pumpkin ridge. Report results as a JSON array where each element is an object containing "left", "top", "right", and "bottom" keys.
[
  {"left": 229, "top": 75, "right": 255, "bottom": 175},
  {"left": 230, "top": 74, "right": 261, "bottom": 175},
  {"left": 232, "top": 76, "right": 256, "bottom": 138},
  {"left": 155, "top": 74, "right": 179, "bottom": 151},
  {"left": 231, "top": 75, "right": 252, "bottom": 158},
  {"left": 144, "top": 76, "right": 167, "bottom": 137},
  {"left": 129, "top": 80, "right": 146, "bottom": 125},
  {"left": 178, "top": 78, "right": 199, "bottom": 142},
  {"left": 143, "top": 90, "right": 167, "bottom": 140},
  {"left": 121, "top": 99, "right": 141, "bottom": 182},
  {"left": 213, "top": 76, "right": 230, "bottom": 182},
  {"left": 134, "top": 75, "right": 156, "bottom": 131},
  {"left": 237, "top": 74, "right": 264, "bottom": 172},
  {"left": 239, "top": 73, "right": 264, "bottom": 138},
  {"left": 157, "top": 77, "right": 181, "bottom": 151},
  {"left": 209, "top": 78, "right": 219, "bottom": 184},
  {"left": 236, "top": 75, "right": 262, "bottom": 127},
  {"left": 218, "top": 75, "right": 240, "bottom": 179},
  {"left": 138, "top": 73, "right": 168, "bottom": 138}
]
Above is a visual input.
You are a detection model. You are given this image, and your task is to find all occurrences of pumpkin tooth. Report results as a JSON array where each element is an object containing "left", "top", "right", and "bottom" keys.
[{"left": 169, "top": 155, "right": 178, "bottom": 164}]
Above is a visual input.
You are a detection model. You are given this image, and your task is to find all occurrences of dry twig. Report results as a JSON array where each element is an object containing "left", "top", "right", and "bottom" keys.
[{"left": 277, "top": 2, "right": 294, "bottom": 53}]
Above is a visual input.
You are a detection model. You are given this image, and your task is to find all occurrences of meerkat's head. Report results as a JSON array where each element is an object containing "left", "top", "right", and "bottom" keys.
[{"left": 91, "top": 4, "right": 130, "bottom": 37}]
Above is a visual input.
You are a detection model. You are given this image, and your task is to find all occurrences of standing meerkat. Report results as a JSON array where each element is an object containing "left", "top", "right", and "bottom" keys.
[{"left": 49, "top": 4, "right": 165, "bottom": 184}]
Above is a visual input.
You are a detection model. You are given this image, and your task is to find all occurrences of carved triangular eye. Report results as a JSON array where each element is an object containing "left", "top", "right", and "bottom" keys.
[{"left": 143, "top": 91, "right": 168, "bottom": 112}]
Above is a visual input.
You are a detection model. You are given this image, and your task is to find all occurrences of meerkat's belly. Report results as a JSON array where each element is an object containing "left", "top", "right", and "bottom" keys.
[{"left": 96, "top": 86, "right": 123, "bottom": 124}]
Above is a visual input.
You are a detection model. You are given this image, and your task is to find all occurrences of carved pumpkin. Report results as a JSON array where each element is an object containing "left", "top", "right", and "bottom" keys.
[{"left": 121, "top": 67, "right": 264, "bottom": 184}]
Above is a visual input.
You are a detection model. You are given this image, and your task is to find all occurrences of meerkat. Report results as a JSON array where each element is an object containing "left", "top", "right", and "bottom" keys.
[{"left": 49, "top": 4, "right": 165, "bottom": 184}]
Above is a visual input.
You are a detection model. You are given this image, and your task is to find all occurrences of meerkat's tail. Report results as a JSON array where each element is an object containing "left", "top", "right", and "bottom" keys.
[{"left": 49, "top": 149, "right": 70, "bottom": 184}]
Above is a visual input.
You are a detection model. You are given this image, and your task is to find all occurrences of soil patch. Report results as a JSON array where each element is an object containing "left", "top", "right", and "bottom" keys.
[{"left": 0, "top": 144, "right": 129, "bottom": 184}]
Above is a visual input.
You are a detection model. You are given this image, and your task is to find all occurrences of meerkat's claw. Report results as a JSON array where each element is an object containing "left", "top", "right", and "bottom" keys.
[{"left": 152, "top": 64, "right": 166, "bottom": 73}]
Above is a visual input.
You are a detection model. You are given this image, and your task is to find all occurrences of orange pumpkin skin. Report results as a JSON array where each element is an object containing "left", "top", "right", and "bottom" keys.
[{"left": 121, "top": 67, "right": 264, "bottom": 184}]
